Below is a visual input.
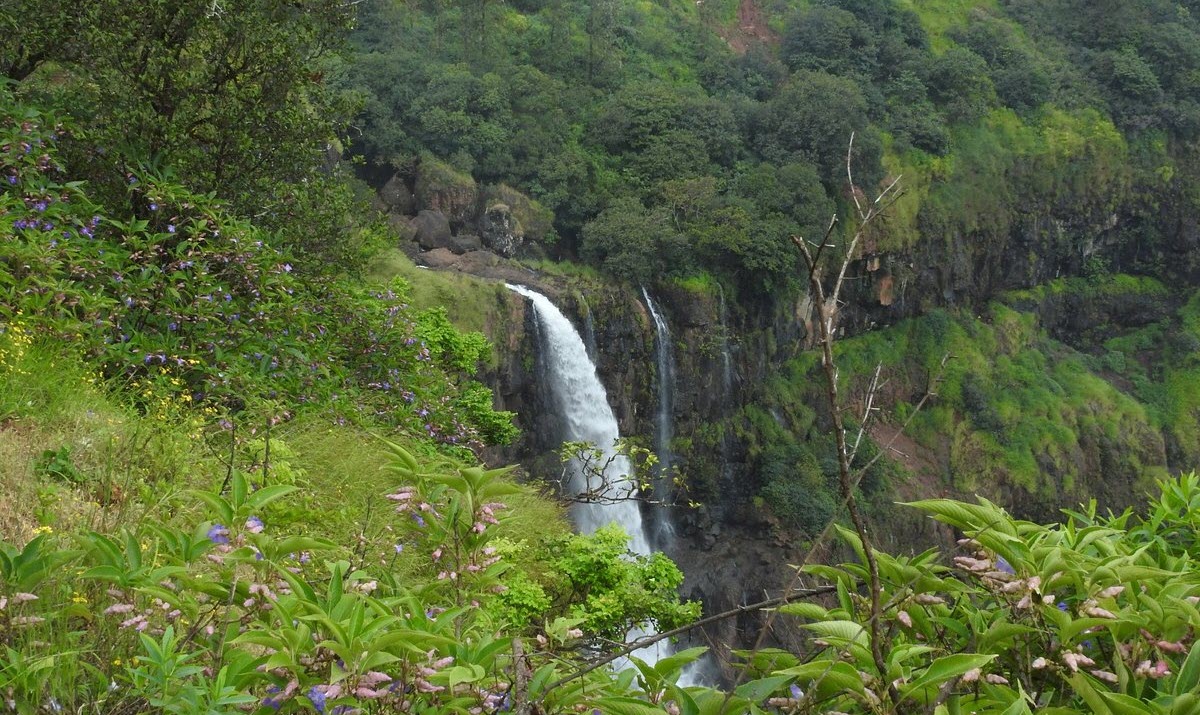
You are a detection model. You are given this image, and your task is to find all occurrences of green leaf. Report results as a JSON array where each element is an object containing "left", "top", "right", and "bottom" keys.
[
  {"left": 802, "top": 620, "right": 869, "bottom": 647},
  {"left": 1068, "top": 674, "right": 1114, "bottom": 715},
  {"left": 901, "top": 654, "right": 996, "bottom": 700},
  {"left": 1175, "top": 641, "right": 1200, "bottom": 696},
  {"left": 774, "top": 660, "right": 865, "bottom": 696},
  {"left": 188, "top": 491, "right": 234, "bottom": 524},
  {"left": 592, "top": 696, "right": 667, "bottom": 715},
  {"left": 246, "top": 484, "right": 298, "bottom": 511},
  {"left": 777, "top": 602, "right": 829, "bottom": 620},
  {"left": 1101, "top": 691, "right": 1164, "bottom": 715},
  {"left": 733, "top": 674, "right": 792, "bottom": 702},
  {"left": 654, "top": 647, "right": 708, "bottom": 679}
]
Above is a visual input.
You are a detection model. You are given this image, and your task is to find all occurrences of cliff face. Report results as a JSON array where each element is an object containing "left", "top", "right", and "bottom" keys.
[{"left": 426, "top": 151, "right": 1198, "bottom": 675}]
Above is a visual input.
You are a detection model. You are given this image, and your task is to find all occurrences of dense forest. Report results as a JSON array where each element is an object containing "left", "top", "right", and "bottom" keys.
[{"left": 5, "top": 0, "right": 1200, "bottom": 713}]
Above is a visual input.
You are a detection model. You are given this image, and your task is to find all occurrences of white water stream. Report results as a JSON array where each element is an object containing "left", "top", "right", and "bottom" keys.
[
  {"left": 506, "top": 283, "right": 666, "bottom": 663},
  {"left": 641, "top": 287, "right": 677, "bottom": 545}
]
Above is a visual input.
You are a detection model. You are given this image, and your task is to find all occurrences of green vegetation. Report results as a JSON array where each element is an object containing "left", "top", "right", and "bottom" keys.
[
  {"left": 338, "top": 0, "right": 1200, "bottom": 305},
  {"left": 6, "top": 0, "right": 1200, "bottom": 712},
  {"left": 743, "top": 284, "right": 1185, "bottom": 531}
]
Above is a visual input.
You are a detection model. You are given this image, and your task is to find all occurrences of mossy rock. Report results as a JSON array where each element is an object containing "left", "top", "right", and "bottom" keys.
[
  {"left": 415, "top": 155, "right": 479, "bottom": 227},
  {"left": 480, "top": 184, "right": 555, "bottom": 243}
]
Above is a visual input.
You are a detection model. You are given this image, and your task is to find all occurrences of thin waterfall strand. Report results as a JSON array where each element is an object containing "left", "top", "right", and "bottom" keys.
[{"left": 641, "top": 287, "right": 677, "bottom": 543}]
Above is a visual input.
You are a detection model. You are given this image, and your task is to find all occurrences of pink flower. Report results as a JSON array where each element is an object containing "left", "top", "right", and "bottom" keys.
[{"left": 1091, "top": 670, "right": 1119, "bottom": 683}]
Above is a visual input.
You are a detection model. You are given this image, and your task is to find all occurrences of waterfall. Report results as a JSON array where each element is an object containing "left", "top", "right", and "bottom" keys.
[
  {"left": 639, "top": 288, "right": 709, "bottom": 686},
  {"left": 508, "top": 284, "right": 650, "bottom": 551},
  {"left": 579, "top": 293, "right": 599, "bottom": 363},
  {"left": 506, "top": 283, "right": 669, "bottom": 665},
  {"left": 716, "top": 283, "right": 734, "bottom": 399},
  {"left": 641, "top": 288, "right": 677, "bottom": 544}
]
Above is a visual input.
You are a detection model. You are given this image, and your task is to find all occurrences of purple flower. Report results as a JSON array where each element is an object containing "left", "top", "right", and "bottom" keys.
[
  {"left": 411, "top": 513, "right": 426, "bottom": 528},
  {"left": 282, "top": 263, "right": 292, "bottom": 273},
  {"left": 168, "top": 322, "right": 178, "bottom": 331},
  {"left": 307, "top": 686, "right": 326, "bottom": 715},
  {"left": 149, "top": 202, "right": 158, "bottom": 211},
  {"left": 995, "top": 557, "right": 1015, "bottom": 575},
  {"left": 245, "top": 516, "right": 264, "bottom": 534},
  {"left": 394, "top": 543, "right": 404, "bottom": 554},
  {"left": 207, "top": 524, "right": 230, "bottom": 545},
  {"left": 790, "top": 684, "right": 803, "bottom": 700},
  {"left": 6, "top": 175, "right": 15, "bottom": 184},
  {"left": 81, "top": 227, "right": 94, "bottom": 238},
  {"left": 167, "top": 224, "right": 176, "bottom": 233},
  {"left": 33, "top": 201, "right": 47, "bottom": 212}
]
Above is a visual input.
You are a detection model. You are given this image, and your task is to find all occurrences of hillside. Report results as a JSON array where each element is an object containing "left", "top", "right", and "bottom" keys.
[{"left": 4, "top": 0, "right": 1200, "bottom": 713}]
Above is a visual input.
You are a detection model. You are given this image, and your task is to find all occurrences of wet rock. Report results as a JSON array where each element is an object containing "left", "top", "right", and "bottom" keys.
[
  {"left": 449, "top": 234, "right": 483, "bottom": 255},
  {"left": 480, "top": 203, "right": 523, "bottom": 257},
  {"left": 415, "top": 157, "right": 478, "bottom": 227}
]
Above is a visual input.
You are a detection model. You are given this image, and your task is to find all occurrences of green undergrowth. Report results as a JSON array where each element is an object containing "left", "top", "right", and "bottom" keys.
[
  {"left": 748, "top": 286, "right": 1181, "bottom": 527},
  {"left": 367, "top": 248, "right": 510, "bottom": 342},
  {"left": 898, "top": 0, "right": 996, "bottom": 52},
  {"left": 0, "top": 335, "right": 568, "bottom": 564}
]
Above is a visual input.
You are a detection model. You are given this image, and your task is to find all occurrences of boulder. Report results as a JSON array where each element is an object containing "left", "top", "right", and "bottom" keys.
[
  {"left": 480, "top": 203, "right": 524, "bottom": 257},
  {"left": 388, "top": 213, "right": 417, "bottom": 243},
  {"left": 418, "top": 248, "right": 459, "bottom": 269},
  {"left": 479, "top": 184, "right": 554, "bottom": 243},
  {"left": 379, "top": 174, "right": 416, "bottom": 215},
  {"left": 414, "top": 157, "right": 478, "bottom": 227},
  {"left": 412, "top": 210, "right": 453, "bottom": 251},
  {"left": 449, "top": 234, "right": 483, "bottom": 255}
]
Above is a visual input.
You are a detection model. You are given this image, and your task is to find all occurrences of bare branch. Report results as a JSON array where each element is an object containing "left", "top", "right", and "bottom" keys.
[
  {"left": 847, "top": 131, "right": 864, "bottom": 221},
  {"left": 536, "top": 585, "right": 838, "bottom": 698}
]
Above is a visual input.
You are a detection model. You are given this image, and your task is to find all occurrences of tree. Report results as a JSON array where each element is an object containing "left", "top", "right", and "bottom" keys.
[
  {"left": 927, "top": 46, "right": 998, "bottom": 123},
  {"left": 782, "top": 6, "right": 878, "bottom": 79},
  {"left": 756, "top": 71, "right": 883, "bottom": 188},
  {"left": 12, "top": 0, "right": 353, "bottom": 206}
]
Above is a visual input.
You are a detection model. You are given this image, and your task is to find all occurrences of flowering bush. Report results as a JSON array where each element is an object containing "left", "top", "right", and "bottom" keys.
[
  {"left": 0, "top": 443, "right": 702, "bottom": 713},
  {"left": 1, "top": 88, "right": 515, "bottom": 447}
]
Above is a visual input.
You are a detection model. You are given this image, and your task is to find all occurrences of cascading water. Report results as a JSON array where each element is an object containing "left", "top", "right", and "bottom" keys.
[
  {"left": 578, "top": 294, "right": 599, "bottom": 363},
  {"left": 640, "top": 287, "right": 711, "bottom": 686},
  {"left": 506, "top": 284, "right": 665, "bottom": 661},
  {"left": 716, "top": 283, "right": 738, "bottom": 519},
  {"left": 716, "top": 283, "right": 734, "bottom": 399},
  {"left": 641, "top": 287, "right": 677, "bottom": 545}
]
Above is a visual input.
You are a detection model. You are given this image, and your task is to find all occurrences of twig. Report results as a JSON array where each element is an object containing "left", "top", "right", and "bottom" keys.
[{"left": 536, "top": 586, "right": 837, "bottom": 698}]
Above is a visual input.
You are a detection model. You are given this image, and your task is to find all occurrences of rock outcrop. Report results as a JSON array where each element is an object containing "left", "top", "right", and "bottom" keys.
[
  {"left": 412, "top": 210, "right": 453, "bottom": 251},
  {"left": 480, "top": 203, "right": 523, "bottom": 257},
  {"left": 414, "top": 157, "right": 478, "bottom": 228}
]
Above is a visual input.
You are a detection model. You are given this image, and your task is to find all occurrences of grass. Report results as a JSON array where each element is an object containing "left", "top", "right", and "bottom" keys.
[
  {"left": 0, "top": 326, "right": 570, "bottom": 570},
  {"left": 896, "top": 0, "right": 996, "bottom": 52},
  {"left": 761, "top": 297, "right": 1168, "bottom": 507},
  {"left": 367, "top": 248, "right": 510, "bottom": 337}
]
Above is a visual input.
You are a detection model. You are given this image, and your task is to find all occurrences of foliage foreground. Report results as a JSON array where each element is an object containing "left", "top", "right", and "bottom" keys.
[{"left": 4, "top": 432, "right": 1200, "bottom": 714}]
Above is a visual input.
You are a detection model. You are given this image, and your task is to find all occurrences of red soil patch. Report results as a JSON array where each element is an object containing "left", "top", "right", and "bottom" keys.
[{"left": 716, "top": 0, "right": 779, "bottom": 54}]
